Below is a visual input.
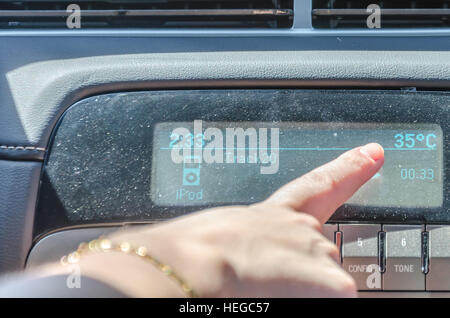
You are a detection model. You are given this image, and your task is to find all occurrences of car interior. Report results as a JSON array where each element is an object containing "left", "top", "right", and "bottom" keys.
[{"left": 0, "top": 0, "right": 449, "bottom": 298}]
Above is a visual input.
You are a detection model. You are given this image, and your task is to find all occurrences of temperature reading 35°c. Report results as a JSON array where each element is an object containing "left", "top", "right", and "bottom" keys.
[{"left": 394, "top": 133, "right": 437, "bottom": 149}]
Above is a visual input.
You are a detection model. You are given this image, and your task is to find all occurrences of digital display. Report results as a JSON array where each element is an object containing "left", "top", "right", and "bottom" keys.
[{"left": 151, "top": 122, "right": 443, "bottom": 209}]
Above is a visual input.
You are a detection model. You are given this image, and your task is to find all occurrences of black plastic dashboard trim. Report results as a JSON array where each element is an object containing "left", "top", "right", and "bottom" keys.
[{"left": 35, "top": 89, "right": 449, "bottom": 238}]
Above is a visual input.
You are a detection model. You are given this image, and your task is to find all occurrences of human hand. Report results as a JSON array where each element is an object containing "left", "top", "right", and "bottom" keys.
[{"left": 101, "top": 143, "right": 384, "bottom": 297}]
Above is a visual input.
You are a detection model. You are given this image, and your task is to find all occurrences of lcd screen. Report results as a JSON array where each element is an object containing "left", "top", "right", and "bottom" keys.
[{"left": 151, "top": 122, "right": 443, "bottom": 208}]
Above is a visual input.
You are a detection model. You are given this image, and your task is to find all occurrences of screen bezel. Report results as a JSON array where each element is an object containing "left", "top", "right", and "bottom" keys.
[{"left": 35, "top": 90, "right": 450, "bottom": 238}]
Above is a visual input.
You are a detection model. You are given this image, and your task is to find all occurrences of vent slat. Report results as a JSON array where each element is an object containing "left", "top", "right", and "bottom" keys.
[
  {"left": 313, "top": 9, "right": 450, "bottom": 16},
  {"left": 0, "top": 1, "right": 293, "bottom": 29},
  {"left": 312, "top": 0, "right": 450, "bottom": 28},
  {"left": 0, "top": 9, "right": 292, "bottom": 18}
]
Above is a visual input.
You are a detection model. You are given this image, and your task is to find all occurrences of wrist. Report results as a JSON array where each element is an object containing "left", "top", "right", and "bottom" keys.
[
  {"left": 74, "top": 250, "right": 187, "bottom": 297},
  {"left": 108, "top": 228, "right": 232, "bottom": 297}
]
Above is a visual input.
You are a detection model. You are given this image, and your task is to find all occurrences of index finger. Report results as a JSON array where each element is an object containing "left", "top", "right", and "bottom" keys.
[{"left": 265, "top": 143, "right": 384, "bottom": 224}]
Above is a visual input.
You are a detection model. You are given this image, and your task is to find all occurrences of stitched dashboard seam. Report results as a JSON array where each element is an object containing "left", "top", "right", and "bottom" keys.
[{"left": 0, "top": 145, "right": 46, "bottom": 152}]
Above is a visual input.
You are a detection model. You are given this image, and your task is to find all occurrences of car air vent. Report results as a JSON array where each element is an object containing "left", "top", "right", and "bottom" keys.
[
  {"left": 312, "top": 0, "right": 450, "bottom": 28},
  {"left": 0, "top": 0, "right": 293, "bottom": 29}
]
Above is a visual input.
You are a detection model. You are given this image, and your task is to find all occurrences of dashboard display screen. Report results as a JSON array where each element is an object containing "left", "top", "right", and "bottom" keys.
[{"left": 151, "top": 122, "right": 443, "bottom": 209}]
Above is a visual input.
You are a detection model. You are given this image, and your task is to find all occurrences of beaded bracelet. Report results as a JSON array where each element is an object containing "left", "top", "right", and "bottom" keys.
[{"left": 60, "top": 237, "right": 197, "bottom": 298}]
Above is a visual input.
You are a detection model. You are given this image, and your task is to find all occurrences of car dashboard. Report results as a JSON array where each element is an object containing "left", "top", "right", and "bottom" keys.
[{"left": 0, "top": 0, "right": 449, "bottom": 297}]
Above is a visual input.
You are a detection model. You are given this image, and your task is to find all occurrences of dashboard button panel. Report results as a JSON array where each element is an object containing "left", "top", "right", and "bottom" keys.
[{"left": 333, "top": 224, "right": 450, "bottom": 292}]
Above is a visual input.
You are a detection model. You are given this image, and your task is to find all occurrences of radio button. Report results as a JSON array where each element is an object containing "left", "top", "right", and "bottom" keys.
[
  {"left": 341, "top": 224, "right": 381, "bottom": 291},
  {"left": 383, "top": 225, "right": 424, "bottom": 291},
  {"left": 426, "top": 226, "right": 450, "bottom": 291}
]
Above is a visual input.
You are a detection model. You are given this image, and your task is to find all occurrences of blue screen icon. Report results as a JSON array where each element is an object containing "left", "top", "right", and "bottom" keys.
[{"left": 182, "top": 156, "right": 201, "bottom": 186}]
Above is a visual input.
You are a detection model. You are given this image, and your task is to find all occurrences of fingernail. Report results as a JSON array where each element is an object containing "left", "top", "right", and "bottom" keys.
[{"left": 360, "top": 143, "right": 384, "bottom": 161}]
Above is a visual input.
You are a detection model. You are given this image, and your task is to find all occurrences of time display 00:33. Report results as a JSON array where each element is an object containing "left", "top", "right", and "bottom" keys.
[{"left": 400, "top": 168, "right": 435, "bottom": 181}]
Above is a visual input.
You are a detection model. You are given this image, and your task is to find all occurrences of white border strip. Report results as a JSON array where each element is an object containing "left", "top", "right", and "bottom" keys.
[{"left": 1, "top": 28, "right": 450, "bottom": 37}]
